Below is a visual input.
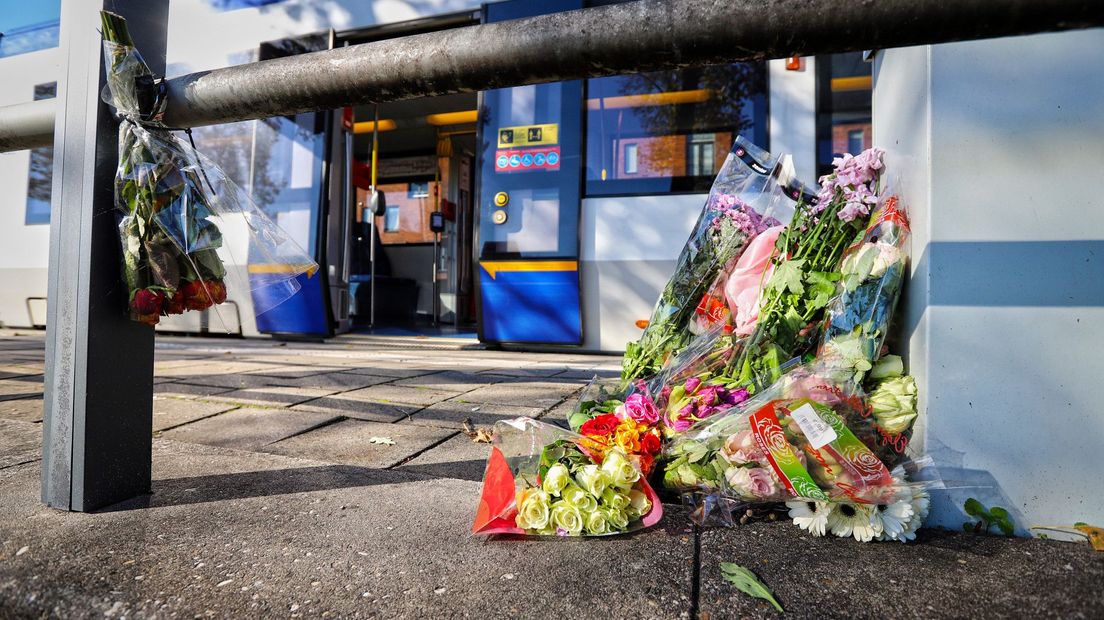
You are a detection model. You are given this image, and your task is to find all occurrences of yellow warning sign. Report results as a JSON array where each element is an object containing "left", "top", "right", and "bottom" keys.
[{"left": 497, "top": 123, "right": 558, "bottom": 148}]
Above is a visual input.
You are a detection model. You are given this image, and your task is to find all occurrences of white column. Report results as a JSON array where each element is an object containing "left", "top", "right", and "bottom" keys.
[{"left": 874, "top": 29, "right": 1104, "bottom": 533}]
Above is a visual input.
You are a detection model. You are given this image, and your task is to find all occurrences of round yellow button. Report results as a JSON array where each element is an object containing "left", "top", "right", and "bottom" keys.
[{"left": 493, "top": 191, "right": 509, "bottom": 207}]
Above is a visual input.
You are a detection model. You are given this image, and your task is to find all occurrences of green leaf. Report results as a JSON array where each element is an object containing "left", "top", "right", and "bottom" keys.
[
  {"left": 767, "top": 259, "right": 806, "bottom": 296},
  {"left": 964, "top": 498, "right": 988, "bottom": 519},
  {"left": 720, "top": 562, "right": 783, "bottom": 613}
]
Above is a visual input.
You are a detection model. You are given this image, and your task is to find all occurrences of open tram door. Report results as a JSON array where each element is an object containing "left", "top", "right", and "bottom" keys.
[{"left": 476, "top": 0, "right": 584, "bottom": 345}]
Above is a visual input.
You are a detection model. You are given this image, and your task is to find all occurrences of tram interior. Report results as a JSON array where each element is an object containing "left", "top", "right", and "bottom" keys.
[{"left": 348, "top": 93, "right": 479, "bottom": 332}]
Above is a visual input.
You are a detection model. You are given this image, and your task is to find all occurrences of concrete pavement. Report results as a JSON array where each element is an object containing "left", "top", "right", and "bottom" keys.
[{"left": 0, "top": 330, "right": 1100, "bottom": 618}]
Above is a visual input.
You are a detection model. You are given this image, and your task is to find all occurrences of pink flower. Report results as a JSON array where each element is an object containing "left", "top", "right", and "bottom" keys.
[
  {"left": 616, "top": 393, "right": 660, "bottom": 425},
  {"left": 724, "top": 225, "right": 784, "bottom": 335},
  {"left": 721, "top": 430, "right": 764, "bottom": 464},
  {"left": 725, "top": 466, "right": 779, "bottom": 499}
]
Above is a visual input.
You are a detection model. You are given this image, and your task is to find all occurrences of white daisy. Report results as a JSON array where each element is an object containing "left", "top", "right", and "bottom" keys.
[
  {"left": 885, "top": 484, "right": 930, "bottom": 542},
  {"left": 827, "top": 502, "right": 880, "bottom": 542},
  {"left": 786, "top": 499, "right": 831, "bottom": 537},
  {"left": 873, "top": 498, "right": 915, "bottom": 541}
]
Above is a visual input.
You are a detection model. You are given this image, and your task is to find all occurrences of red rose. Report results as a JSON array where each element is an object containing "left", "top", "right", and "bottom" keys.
[
  {"left": 137, "top": 313, "right": 160, "bottom": 326},
  {"left": 163, "top": 289, "right": 186, "bottom": 315},
  {"left": 182, "top": 280, "right": 213, "bottom": 311},
  {"left": 208, "top": 280, "right": 227, "bottom": 304},
  {"left": 637, "top": 452, "right": 655, "bottom": 476},
  {"left": 132, "top": 288, "right": 164, "bottom": 315},
  {"left": 579, "top": 413, "right": 620, "bottom": 439},
  {"left": 640, "top": 431, "right": 662, "bottom": 455}
]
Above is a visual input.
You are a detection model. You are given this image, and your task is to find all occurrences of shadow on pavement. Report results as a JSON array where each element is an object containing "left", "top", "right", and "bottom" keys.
[{"left": 96, "top": 463, "right": 430, "bottom": 512}]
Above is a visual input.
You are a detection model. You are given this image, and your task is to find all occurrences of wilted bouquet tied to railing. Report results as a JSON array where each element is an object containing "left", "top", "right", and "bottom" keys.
[{"left": 100, "top": 11, "right": 316, "bottom": 326}]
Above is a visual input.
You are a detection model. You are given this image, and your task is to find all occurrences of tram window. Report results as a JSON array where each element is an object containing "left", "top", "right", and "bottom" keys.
[
  {"left": 584, "top": 63, "right": 768, "bottom": 196},
  {"left": 375, "top": 181, "right": 439, "bottom": 245},
  {"left": 0, "top": 1, "right": 60, "bottom": 59},
  {"left": 815, "top": 52, "right": 872, "bottom": 179},
  {"left": 384, "top": 206, "right": 400, "bottom": 232},
  {"left": 25, "top": 82, "right": 56, "bottom": 225},
  {"left": 207, "top": 0, "right": 285, "bottom": 10}
]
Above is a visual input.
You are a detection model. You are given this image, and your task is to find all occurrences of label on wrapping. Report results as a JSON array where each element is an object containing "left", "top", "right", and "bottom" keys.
[
  {"left": 789, "top": 403, "right": 837, "bottom": 450},
  {"left": 816, "top": 405, "right": 892, "bottom": 492},
  {"left": 749, "top": 403, "right": 829, "bottom": 501}
]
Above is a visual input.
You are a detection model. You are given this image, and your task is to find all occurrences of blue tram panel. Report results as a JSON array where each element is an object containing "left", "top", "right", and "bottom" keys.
[{"left": 476, "top": 0, "right": 584, "bottom": 345}]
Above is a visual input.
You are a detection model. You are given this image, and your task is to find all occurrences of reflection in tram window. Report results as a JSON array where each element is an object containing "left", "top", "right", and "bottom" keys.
[
  {"left": 816, "top": 52, "right": 873, "bottom": 178},
  {"left": 584, "top": 63, "right": 768, "bottom": 196},
  {"left": 25, "top": 82, "right": 55, "bottom": 225}
]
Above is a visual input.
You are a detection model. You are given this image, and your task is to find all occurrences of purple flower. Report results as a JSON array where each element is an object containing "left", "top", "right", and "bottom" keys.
[{"left": 684, "top": 376, "right": 702, "bottom": 393}]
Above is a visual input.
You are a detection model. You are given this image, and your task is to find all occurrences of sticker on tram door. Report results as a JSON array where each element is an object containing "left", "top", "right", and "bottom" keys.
[{"left": 494, "top": 147, "right": 561, "bottom": 173}]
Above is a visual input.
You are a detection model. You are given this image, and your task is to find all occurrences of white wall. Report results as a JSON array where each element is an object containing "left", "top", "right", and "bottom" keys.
[{"left": 874, "top": 29, "right": 1104, "bottom": 533}]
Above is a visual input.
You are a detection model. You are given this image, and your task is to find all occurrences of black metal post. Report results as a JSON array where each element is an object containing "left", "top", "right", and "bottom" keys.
[{"left": 41, "top": 0, "right": 169, "bottom": 512}]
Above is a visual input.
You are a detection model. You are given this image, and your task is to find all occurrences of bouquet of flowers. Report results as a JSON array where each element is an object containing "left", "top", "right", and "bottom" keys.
[
  {"left": 619, "top": 137, "right": 792, "bottom": 385},
  {"left": 662, "top": 365, "right": 930, "bottom": 542},
  {"left": 472, "top": 418, "right": 662, "bottom": 536},
  {"left": 100, "top": 12, "right": 316, "bottom": 326},
  {"left": 817, "top": 195, "right": 911, "bottom": 384}
]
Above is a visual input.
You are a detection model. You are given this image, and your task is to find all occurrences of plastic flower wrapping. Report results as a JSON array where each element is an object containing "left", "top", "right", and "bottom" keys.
[
  {"left": 475, "top": 139, "right": 932, "bottom": 542},
  {"left": 619, "top": 137, "right": 797, "bottom": 385},
  {"left": 100, "top": 12, "right": 317, "bottom": 327},
  {"left": 472, "top": 418, "right": 662, "bottom": 537}
]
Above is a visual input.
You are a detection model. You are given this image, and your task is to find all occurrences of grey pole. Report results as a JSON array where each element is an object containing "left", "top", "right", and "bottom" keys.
[{"left": 41, "top": 0, "right": 169, "bottom": 512}]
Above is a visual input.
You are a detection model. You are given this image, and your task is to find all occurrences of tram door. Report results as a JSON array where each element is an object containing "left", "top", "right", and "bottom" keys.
[{"left": 477, "top": 0, "right": 583, "bottom": 344}]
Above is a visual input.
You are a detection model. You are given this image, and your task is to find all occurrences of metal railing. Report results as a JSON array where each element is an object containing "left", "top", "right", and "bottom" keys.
[{"left": 1, "top": 0, "right": 1102, "bottom": 152}]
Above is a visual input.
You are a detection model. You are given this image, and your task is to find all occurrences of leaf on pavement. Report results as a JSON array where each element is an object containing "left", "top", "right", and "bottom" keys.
[
  {"left": 720, "top": 562, "right": 783, "bottom": 612},
  {"left": 368, "top": 436, "right": 396, "bottom": 446}
]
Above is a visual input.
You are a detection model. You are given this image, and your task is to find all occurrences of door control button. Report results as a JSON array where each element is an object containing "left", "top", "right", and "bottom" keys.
[
  {"left": 494, "top": 191, "right": 509, "bottom": 207},
  {"left": 492, "top": 209, "right": 508, "bottom": 225}
]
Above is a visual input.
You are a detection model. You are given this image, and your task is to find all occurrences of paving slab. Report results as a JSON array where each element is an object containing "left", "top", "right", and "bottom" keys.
[
  {"left": 341, "top": 365, "right": 445, "bottom": 379},
  {"left": 261, "top": 372, "right": 395, "bottom": 391},
  {"left": 161, "top": 408, "right": 340, "bottom": 451},
  {"left": 341, "top": 383, "right": 459, "bottom": 407},
  {"left": 168, "top": 372, "right": 286, "bottom": 390},
  {"left": 396, "top": 434, "right": 493, "bottom": 482},
  {"left": 390, "top": 370, "right": 508, "bottom": 393},
  {"left": 406, "top": 399, "right": 544, "bottom": 429},
  {"left": 244, "top": 365, "right": 348, "bottom": 379},
  {"left": 0, "top": 377, "right": 42, "bottom": 402},
  {"left": 458, "top": 379, "right": 584, "bottom": 409},
  {"left": 0, "top": 440, "right": 696, "bottom": 619},
  {"left": 0, "top": 398, "right": 43, "bottom": 423},
  {"left": 0, "top": 419, "right": 40, "bottom": 468},
  {"left": 207, "top": 386, "right": 337, "bottom": 408},
  {"left": 478, "top": 366, "right": 568, "bottom": 379},
  {"left": 261, "top": 419, "right": 455, "bottom": 469},
  {"left": 154, "top": 382, "right": 237, "bottom": 399},
  {"left": 698, "top": 519, "right": 1104, "bottom": 619},
  {"left": 152, "top": 397, "right": 239, "bottom": 433},
  {"left": 291, "top": 395, "right": 418, "bottom": 423}
]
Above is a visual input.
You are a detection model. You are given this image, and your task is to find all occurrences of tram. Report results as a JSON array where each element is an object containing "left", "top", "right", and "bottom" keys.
[{"left": 0, "top": 0, "right": 872, "bottom": 352}]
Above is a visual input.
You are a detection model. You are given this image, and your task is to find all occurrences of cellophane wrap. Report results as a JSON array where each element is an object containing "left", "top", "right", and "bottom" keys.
[
  {"left": 661, "top": 365, "right": 931, "bottom": 522},
  {"left": 473, "top": 418, "right": 663, "bottom": 537},
  {"left": 100, "top": 14, "right": 317, "bottom": 327},
  {"left": 619, "top": 136, "right": 794, "bottom": 386},
  {"left": 817, "top": 194, "right": 911, "bottom": 384}
]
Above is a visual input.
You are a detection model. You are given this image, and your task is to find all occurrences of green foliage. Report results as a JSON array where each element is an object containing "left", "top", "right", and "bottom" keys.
[
  {"left": 720, "top": 562, "right": 783, "bottom": 612},
  {"left": 963, "top": 498, "right": 1015, "bottom": 536}
]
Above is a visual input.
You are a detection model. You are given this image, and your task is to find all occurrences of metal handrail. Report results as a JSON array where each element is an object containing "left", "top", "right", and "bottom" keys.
[{"left": 0, "top": 0, "right": 1102, "bottom": 152}]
